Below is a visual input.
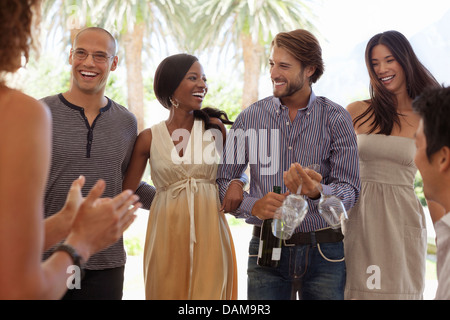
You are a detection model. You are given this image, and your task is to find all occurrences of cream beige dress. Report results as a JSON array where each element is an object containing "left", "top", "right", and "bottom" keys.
[
  {"left": 343, "top": 134, "right": 427, "bottom": 300},
  {"left": 143, "top": 120, "right": 237, "bottom": 300}
]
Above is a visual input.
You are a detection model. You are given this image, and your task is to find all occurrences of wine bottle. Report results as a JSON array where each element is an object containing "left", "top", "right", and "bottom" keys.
[{"left": 257, "top": 186, "right": 283, "bottom": 268}]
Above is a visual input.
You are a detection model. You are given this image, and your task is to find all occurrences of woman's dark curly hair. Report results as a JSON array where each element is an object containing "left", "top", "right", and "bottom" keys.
[
  {"left": 153, "top": 53, "right": 233, "bottom": 131},
  {"left": 0, "top": 0, "right": 40, "bottom": 77}
]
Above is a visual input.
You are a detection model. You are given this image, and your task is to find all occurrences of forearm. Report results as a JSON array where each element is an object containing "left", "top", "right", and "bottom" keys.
[
  {"left": 324, "top": 138, "right": 360, "bottom": 210},
  {"left": 235, "top": 195, "right": 259, "bottom": 220},
  {"left": 38, "top": 251, "right": 77, "bottom": 299},
  {"left": 326, "top": 115, "right": 361, "bottom": 210},
  {"left": 1, "top": 256, "right": 70, "bottom": 300},
  {"left": 43, "top": 213, "right": 71, "bottom": 250},
  {"left": 29, "top": 241, "right": 85, "bottom": 300},
  {"left": 1, "top": 235, "right": 85, "bottom": 300},
  {"left": 322, "top": 181, "right": 360, "bottom": 211},
  {"left": 217, "top": 175, "right": 258, "bottom": 220}
]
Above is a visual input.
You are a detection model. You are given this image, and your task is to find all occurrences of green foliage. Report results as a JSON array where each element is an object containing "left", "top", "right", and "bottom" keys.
[
  {"left": 226, "top": 215, "right": 247, "bottom": 227},
  {"left": 414, "top": 171, "right": 427, "bottom": 207},
  {"left": 20, "top": 53, "right": 71, "bottom": 99},
  {"left": 187, "top": 0, "right": 318, "bottom": 60},
  {"left": 105, "top": 73, "right": 127, "bottom": 106},
  {"left": 202, "top": 74, "right": 242, "bottom": 124},
  {"left": 124, "top": 235, "right": 144, "bottom": 256},
  {"left": 143, "top": 74, "right": 156, "bottom": 102}
]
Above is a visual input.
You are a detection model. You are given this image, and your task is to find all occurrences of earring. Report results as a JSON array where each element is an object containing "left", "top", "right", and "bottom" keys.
[{"left": 169, "top": 97, "right": 179, "bottom": 109}]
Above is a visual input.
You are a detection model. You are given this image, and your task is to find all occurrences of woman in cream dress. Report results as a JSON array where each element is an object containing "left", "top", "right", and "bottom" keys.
[
  {"left": 342, "top": 31, "right": 442, "bottom": 299},
  {"left": 123, "top": 54, "right": 241, "bottom": 300}
]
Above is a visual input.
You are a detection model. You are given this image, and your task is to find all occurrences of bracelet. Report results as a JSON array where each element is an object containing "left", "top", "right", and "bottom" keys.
[
  {"left": 228, "top": 180, "right": 244, "bottom": 189},
  {"left": 54, "top": 243, "right": 85, "bottom": 279},
  {"left": 228, "top": 179, "right": 244, "bottom": 188}
]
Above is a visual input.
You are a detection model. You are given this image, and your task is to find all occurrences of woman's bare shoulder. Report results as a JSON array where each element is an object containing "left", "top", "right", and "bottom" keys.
[
  {"left": 135, "top": 128, "right": 152, "bottom": 155},
  {"left": 138, "top": 127, "right": 153, "bottom": 142},
  {"left": 0, "top": 88, "right": 50, "bottom": 129},
  {"left": 345, "top": 100, "right": 370, "bottom": 120}
]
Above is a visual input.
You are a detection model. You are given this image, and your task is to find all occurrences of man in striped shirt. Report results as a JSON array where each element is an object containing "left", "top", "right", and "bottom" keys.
[
  {"left": 41, "top": 27, "right": 155, "bottom": 299},
  {"left": 217, "top": 29, "right": 360, "bottom": 300}
]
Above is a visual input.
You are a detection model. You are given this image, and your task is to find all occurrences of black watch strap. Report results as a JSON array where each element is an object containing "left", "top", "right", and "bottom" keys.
[{"left": 54, "top": 244, "right": 85, "bottom": 279}]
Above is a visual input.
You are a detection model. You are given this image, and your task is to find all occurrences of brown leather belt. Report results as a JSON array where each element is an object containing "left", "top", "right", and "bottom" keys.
[{"left": 253, "top": 226, "right": 344, "bottom": 246}]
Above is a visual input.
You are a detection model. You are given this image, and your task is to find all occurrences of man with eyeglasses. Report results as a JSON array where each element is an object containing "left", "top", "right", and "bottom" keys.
[{"left": 40, "top": 27, "right": 155, "bottom": 300}]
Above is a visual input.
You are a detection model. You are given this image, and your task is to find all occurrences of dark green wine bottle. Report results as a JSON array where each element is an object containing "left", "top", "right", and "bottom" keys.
[{"left": 257, "top": 186, "right": 283, "bottom": 268}]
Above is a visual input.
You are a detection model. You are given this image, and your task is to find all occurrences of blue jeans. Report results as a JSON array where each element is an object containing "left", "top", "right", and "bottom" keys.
[{"left": 247, "top": 236, "right": 346, "bottom": 300}]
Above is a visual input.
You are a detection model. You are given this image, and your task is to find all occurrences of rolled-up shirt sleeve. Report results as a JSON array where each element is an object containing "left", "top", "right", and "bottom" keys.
[
  {"left": 322, "top": 107, "right": 361, "bottom": 211},
  {"left": 135, "top": 181, "right": 156, "bottom": 211},
  {"left": 217, "top": 118, "right": 257, "bottom": 220}
]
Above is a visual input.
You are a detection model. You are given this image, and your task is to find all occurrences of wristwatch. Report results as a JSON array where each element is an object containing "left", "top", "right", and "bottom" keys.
[{"left": 54, "top": 243, "right": 85, "bottom": 279}]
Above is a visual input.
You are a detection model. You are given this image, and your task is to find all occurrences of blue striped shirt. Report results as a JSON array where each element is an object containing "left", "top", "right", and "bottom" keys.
[{"left": 217, "top": 91, "right": 361, "bottom": 233}]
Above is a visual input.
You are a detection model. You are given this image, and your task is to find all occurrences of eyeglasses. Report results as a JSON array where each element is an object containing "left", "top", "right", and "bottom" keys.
[{"left": 71, "top": 49, "right": 115, "bottom": 63}]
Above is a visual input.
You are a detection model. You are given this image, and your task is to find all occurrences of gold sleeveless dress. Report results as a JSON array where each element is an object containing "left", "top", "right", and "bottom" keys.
[{"left": 143, "top": 119, "right": 237, "bottom": 300}]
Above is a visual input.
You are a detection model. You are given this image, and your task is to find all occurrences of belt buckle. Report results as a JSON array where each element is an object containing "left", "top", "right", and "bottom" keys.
[{"left": 283, "top": 239, "right": 295, "bottom": 247}]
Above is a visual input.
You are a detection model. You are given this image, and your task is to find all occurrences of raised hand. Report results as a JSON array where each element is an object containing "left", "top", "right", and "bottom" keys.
[{"left": 65, "top": 179, "right": 142, "bottom": 262}]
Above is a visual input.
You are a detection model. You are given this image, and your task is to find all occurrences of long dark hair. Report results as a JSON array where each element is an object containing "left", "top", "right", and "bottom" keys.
[
  {"left": 153, "top": 53, "right": 233, "bottom": 131},
  {"left": 354, "top": 30, "right": 440, "bottom": 135}
]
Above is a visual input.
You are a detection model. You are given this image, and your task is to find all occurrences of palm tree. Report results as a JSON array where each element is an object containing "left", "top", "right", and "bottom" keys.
[
  {"left": 95, "top": 0, "right": 189, "bottom": 131},
  {"left": 188, "top": 0, "right": 318, "bottom": 109},
  {"left": 41, "top": 0, "right": 98, "bottom": 49}
]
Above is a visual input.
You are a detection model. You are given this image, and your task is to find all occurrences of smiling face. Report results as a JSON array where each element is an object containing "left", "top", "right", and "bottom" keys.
[
  {"left": 370, "top": 44, "right": 407, "bottom": 95},
  {"left": 269, "top": 45, "right": 314, "bottom": 104},
  {"left": 69, "top": 29, "right": 118, "bottom": 96},
  {"left": 171, "top": 61, "right": 208, "bottom": 111}
]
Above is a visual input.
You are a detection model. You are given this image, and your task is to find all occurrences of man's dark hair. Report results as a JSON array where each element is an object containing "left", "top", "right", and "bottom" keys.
[{"left": 413, "top": 86, "right": 450, "bottom": 160}]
